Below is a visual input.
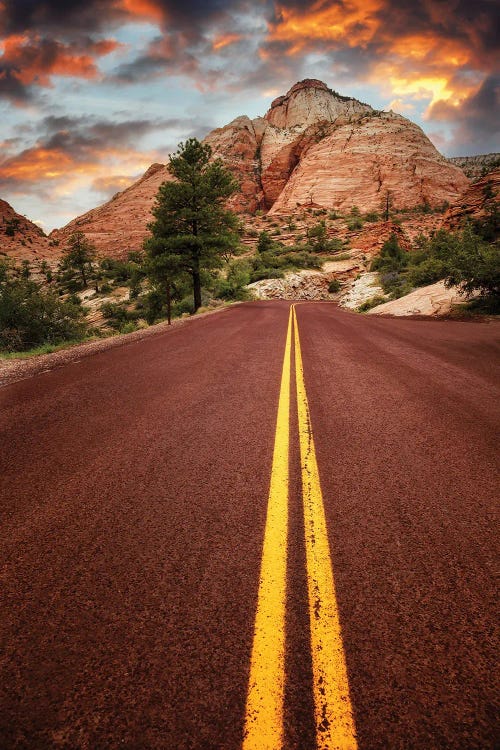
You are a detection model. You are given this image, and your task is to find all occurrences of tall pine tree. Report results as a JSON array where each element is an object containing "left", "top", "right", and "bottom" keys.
[{"left": 145, "top": 138, "right": 240, "bottom": 312}]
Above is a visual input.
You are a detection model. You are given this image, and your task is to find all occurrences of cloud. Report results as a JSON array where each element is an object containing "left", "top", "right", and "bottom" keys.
[
  {"left": 427, "top": 74, "right": 500, "bottom": 154},
  {"left": 0, "top": 33, "right": 121, "bottom": 102},
  {"left": 263, "top": 0, "right": 498, "bottom": 110},
  {"left": 0, "top": 115, "right": 170, "bottom": 194},
  {"left": 91, "top": 173, "right": 143, "bottom": 196},
  {"left": 0, "top": 112, "right": 216, "bottom": 201}
]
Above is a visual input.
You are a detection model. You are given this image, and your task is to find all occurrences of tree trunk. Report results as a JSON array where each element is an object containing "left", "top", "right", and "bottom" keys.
[
  {"left": 81, "top": 265, "right": 87, "bottom": 287},
  {"left": 166, "top": 282, "right": 172, "bottom": 325},
  {"left": 192, "top": 269, "right": 202, "bottom": 312}
]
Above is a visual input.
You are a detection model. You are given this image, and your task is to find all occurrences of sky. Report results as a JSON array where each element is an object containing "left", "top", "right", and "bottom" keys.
[{"left": 0, "top": 0, "right": 498, "bottom": 231}]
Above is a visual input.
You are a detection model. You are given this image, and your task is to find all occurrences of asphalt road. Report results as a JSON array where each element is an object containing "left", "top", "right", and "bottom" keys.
[{"left": 1, "top": 301, "right": 499, "bottom": 749}]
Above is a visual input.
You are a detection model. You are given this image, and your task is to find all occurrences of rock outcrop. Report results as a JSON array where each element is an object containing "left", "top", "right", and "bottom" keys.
[
  {"left": 442, "top": 167, "right": 500, "bottom": 231},
  {"left": 0, "top": 199, "right": 53, "bottom": 262},
  {"left": 204, "top": 115, "right": 266, "bottom": 213},
  {"left": 248, "top": 269, "right": 334, "bottom": 301},
  {"left": 268, "top": 110, "right": 468, "bottom": 214},
  {"left": 448, "top": 154, "right": 500, "bottom": 181},
  {"left": 50, "top": 163, "right": 171, "bottom": 258},
  {"left": 365, "top": 280, "right": 469, "bottom": 317},
  {"left": 50, "top": 79, "right": 469, "bottom": 257}
]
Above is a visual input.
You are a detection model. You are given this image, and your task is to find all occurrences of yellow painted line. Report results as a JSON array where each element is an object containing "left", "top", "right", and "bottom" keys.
[
  {"left": 293, "top": 305, "right": 357, "bottom": 750},
  {"left": 243, "top": 306, "right": 293, "bottom": 750}
]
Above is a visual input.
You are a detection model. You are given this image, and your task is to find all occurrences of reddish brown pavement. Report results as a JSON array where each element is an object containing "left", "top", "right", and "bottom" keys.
[{"left": 1, "top": 300, "right": 499, "bottom": 749}]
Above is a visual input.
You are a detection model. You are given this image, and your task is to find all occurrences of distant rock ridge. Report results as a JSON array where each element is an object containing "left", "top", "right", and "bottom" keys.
[
  {"left": 45, "top": 79, "right": 469, "bottom": 257},
  {"left": 448, "top": 154, "right": 500, "bottom": 181},
  {"left": 0, "top": 199, "right": 53, "bottom": 262}
]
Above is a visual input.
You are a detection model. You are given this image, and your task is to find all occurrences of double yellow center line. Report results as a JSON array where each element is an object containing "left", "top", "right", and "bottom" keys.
[{"left": 243, "top": 305, "right": 357, "bottom": 750}]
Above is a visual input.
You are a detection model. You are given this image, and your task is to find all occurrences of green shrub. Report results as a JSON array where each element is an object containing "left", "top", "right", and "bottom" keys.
[
  {"left": 214, "top": 260, "right": 251, "bottom": 300},
  {"left": 172, "top": 296, "right": 194, "bottom": 316},
  {"left": 0, "top": 274, "right": 86, "bottom": 351},
  {"left": 371, "top": 234, "right": 409, "bottom": 272},
  {"left": 120, "top": 321, "right": 138, "bottom": 334},
  {"left": 249, "top": 268, "right": 284, "bottom": 283},
  {"left": 257, "top": 231, "right": 274, "bottom": 253},
  {"left": 444, "top": 225, "right": 500, "bottom": 298},
  {"left": 357, "top": 295, "right": 386, "bottom": 312},
  {"left": 365, "top": 211, "right": 379, "bottom": 222},
  {"left": 101, "top": 302, "right": 130, "bottom": 329},
  {"left": 347, "top": 217, "right": 363, "bottom": 231},
  {"left": 328, "top": 279, "right": 342, "bottom": 293},
  {"left": 408, "top": 258, "right": 447, "bottom": 287}
]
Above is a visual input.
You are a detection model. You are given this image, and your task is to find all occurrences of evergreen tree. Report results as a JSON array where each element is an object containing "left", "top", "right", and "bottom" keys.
[
  {"left": 60, "top": 231, "right": 97, "bottom": 288},
  {"left": 145, "top": 138, "right": 240, "bottom": 312},
  {"left": 444, "top": 224, "right": 500, "bottom": 299}
]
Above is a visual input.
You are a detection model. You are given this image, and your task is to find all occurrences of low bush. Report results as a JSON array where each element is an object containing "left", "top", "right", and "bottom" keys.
[
  {"left": 328, "top": 279, "right": 342, "bottom": 293},
  {"left": 347, "top": 217, "right": 363, "bottom": 231},
  {"left": 0, "top": 271, "right": 86, "bottom": 351},
  {"left": 358, "top": 295, "right": 386, "bottom": 312}
]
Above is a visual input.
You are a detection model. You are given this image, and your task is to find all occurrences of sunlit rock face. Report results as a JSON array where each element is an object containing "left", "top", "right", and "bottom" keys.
[
  {"left": 49, "top": 78, "right": 470, "bottom": 257},
  {"left": 268, "top": 109, "right": 469, "bottom": 214},
  {"left": 0, "top": 198, "right": 52, "bottom": 261}
]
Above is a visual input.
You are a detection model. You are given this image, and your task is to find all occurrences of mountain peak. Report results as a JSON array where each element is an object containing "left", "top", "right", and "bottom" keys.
[
  {"left": 270, "top": 79, "right": 330, "bottom": 108},
  {"left": 265, "top": 78, "right": 372, "bottom": 129}
]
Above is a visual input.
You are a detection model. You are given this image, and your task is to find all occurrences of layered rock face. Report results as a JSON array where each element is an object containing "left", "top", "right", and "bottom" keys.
[
  {"left": 0, "top": 199, "right": 52, "bottom": 262},
  {"left": 443, "top": 167, "right": 500, "bottom": 230},
  {"left": 49, "top": 79, "right": 469, "bottom": 257},
  {"left": 51, "top": 163, "right": 171, "bottom": 258},
  {"left": 204, "top": 115, "right": 266, "bottom": 213},
  {"left": 268, "top": 110, "right": 468, "bottom": 214}
]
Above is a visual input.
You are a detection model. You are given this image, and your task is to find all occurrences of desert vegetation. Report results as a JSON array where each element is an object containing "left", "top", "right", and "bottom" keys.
[{"left": 364, "top": 204, "right": 499, "bottom": 312}]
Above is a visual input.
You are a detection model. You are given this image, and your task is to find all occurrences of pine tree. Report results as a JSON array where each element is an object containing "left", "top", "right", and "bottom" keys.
[
  {"left": 145, "top": 138, "right": 240, "bottom": 312},
  {"left": 61, "top": 231, "right": 97, "bottom": 288}
]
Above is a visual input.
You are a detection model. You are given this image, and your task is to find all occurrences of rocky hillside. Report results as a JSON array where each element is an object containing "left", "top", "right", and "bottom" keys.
[
  {"left": 0, "top": 199, "right": 53, "bottom": 262},
  {"left": 50, "top": 79, "right": 468, "bottom": 258},
  {"left": 443, "top": 166, "right": 499, "bottom": 230},
  {"left": 50, "top": 163, "right": 171, "bottom": 258},
  {"left": 448, "top": 154, "right": 500, "bottom": 181}
]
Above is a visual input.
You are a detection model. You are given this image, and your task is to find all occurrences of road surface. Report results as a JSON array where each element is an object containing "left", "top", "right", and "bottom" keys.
[{"left": 1, "top": 301, "right": 499, "bottom": 749}]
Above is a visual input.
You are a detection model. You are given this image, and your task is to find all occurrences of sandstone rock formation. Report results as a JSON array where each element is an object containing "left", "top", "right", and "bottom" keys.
[
  {"left": 0, "top": 199, "right": 53, "bottom": 262},
  {"left": 268, "top": 110, "right": 468, "bottom": 215},
  {"left": 365, "top": 280, "right": 469, "bottom": 317},
  {"left": 248, "top": 269, "right": 334, "bottom": 301},
  {"left": 50, "top": 163, "right": 171, "bottom": 258},
  {"left": 351, "top": 220, "right": 410, "bottom": 258},
  {"left": 449, "top": 154, "right": 500, "bottom": 181},
  {"left": 50, "top": 79, "right": 469, "bottom": 257},
  {"left": 339, "top": 272, "right": 385, "bottom": 310},
  {"left": 442, "top": 166, "right": 499, "bottom": 230}
]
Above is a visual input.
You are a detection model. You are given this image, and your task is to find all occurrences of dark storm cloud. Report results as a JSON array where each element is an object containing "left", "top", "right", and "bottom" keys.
[
  {"left": 0, "top": 34, "right": 120, "bottom": 103},
  {"left": 1, "top": 0, "right": 498, "bottom": 155},
  {"left": 0, "top": 0, "right": 253, "bottom": 37},
  {"left": 0, "top": 113, "right": 215, "bottom": 194},
  {"left": 429, "top": 75, "right": 500, "bottom": 153},
  {"left": 0, "top": 0, "right": 127, "bottom": 35}
]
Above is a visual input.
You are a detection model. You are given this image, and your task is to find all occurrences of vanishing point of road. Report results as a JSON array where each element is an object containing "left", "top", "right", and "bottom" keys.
[{"left": 1, "top": 301, "right": 499, "bottom": 749}]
